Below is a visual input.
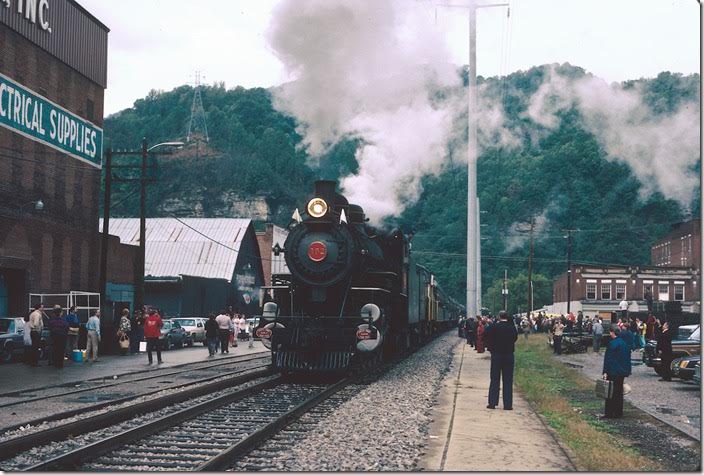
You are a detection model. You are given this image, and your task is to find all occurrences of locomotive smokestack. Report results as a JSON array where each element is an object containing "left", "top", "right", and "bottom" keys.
[{"left": 315, "top": 180, "right": 337, "bottom": 200}]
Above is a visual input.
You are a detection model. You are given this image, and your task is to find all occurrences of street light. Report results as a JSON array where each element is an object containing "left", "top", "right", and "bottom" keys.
[{"left": 17, "top": 199, "right": 44, "bottom": 215}]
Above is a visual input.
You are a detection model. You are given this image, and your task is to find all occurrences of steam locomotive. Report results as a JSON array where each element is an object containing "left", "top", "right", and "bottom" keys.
[{"left": 255, "top": 180, "right": 462, "bottom": 372}]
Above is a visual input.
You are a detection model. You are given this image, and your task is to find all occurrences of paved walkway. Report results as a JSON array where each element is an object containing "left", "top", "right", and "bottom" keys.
[
  {"left": 0, "top": 341, "right": 268, "bottom": 395},
  {"left": 420, "top": 341, "right": 574, "bottom": 471}
]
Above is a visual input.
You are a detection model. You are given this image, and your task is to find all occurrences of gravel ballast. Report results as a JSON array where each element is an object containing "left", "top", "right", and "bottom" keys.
[{"left": 234, "top": 334, "right": 460, "bottom": 471}]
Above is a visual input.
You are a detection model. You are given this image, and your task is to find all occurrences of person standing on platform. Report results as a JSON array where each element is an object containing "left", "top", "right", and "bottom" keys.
[
  {"left": 64, "top": 306, "right": 80, "bottom": 359},
  {"left": 602, "top": 326, "right": 631, "bottom": 418},
  {"left": 466, "top": 317, "right": 476, "bottom": 347},
  {"left": 618, "top": 298, "right": 629, "bottom": 321},
  {"left": 216, "top": 310, "right": 231, "bottom": 354},
  {"left": 620, "top": 323, "right": 634, "bottom": 353},
  {"left": 552, "top": 319, "right": 565, "bottom": 355},
  {"left": 85, "top": 310, "right": 101, "bottom": 362},
  {"left": 656, "top": 322, "right": 673, "bottom": 382},
  {"left": 28, "top": 303, "right": 45, "bottom": 367},
  {"left": 475, "top": 317, "right": 486, "bottom": 353},
  {"left": 117, "top": 309, "right": 132, "bottom": 356},
  {"left": 484, "top": 311, "right": 518, "bottom": 410},
  {"left": 205, "top": 314, "right": 219, "bottom": 357},
  {"left": 130, "top": 309, "right": 145, "bottom": 354},
  {"left": 48, "top": 305, "right": 69, "bottom": 368},
  {"left": 143, "top": 309, "right": 164, "bottom": 365},
  {"left": 592, "top": 318, "right": 604, "bottom": 354}
]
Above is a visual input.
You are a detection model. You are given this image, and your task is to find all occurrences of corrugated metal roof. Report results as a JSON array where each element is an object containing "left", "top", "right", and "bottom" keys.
[{"left": 101, "top": 218, "right": 252, "bottom": 281}]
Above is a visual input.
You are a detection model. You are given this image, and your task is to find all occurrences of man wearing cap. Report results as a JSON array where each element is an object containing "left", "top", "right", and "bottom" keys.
[{"left": 483, "top": 310, "right": 518, "bottom": 410}]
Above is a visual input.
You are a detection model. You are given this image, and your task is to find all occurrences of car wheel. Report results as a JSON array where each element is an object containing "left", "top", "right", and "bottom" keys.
[
  {"left": 1, "top": 344, "right": 13, "bottom": 364},
  {"left": 177, "top": 338, "right": 184, "bottom": 349}
]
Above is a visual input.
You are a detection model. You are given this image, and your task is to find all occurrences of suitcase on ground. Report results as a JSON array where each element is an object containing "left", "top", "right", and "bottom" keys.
[{"left": 595, "top": 379, "right": 614, "bottom": 399}]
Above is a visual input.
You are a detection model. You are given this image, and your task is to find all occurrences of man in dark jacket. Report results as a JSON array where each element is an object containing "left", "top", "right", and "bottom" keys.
[
  {"left": 466, "top": 317, "right": 477, "bottom": 347},
  {"left": 656, "top": 322, "right": 673, "bottom": 382},
  {"left": 48, "top": 305, "right": 69, "bottom": 368},
  {"left": 205, "top": 314, "right": 219, "bottom": 357},
  {"left": 602, "top": 326, "right": 631, "bottom": 418},
  {"left": 483, "top": 311, "right": 518, "bottom": 410}
]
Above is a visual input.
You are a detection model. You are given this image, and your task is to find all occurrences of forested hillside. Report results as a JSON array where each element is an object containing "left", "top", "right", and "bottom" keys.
[{"left": 103, "top": 64, "right": 700, "bottom": 314}]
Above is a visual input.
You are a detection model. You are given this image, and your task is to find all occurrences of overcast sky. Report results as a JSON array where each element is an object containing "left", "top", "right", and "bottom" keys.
[{"left": 78, "top": 0, "right": 700, "bottom": 116}]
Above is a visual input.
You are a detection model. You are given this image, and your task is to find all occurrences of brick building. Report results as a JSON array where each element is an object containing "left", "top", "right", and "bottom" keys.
[
  {"left": 550, "top": 264, "right": 700, "bottom": 317},
  {"left": 651, "top": 219, "right": 701, "bottom": 270},
  {"left": 0, "top": 1, "right": 108, "bottom": 317}
]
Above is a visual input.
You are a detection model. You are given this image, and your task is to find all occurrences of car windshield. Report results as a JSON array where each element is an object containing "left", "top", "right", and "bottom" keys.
[
  {"left": 176, "top": 319, "right": 195, "bottom": 326},
  {"left": 688, "top": 326, "right": 700, "bottom": 341},
  {"left": 162, "top": 322, "right": 171, "bottom": 330},
  {"left": 0, "top": 319, "right": 12, "bottom": 333}
]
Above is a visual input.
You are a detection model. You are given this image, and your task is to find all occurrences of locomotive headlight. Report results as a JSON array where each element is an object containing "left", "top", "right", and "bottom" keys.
[{"left": 307, "top": 197, "right": 328, "bottom": 218}]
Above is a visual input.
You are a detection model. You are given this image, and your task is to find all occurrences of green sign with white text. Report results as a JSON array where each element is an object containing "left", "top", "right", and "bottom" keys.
[{"left": 0, "top": 72, "right": 103, "bottom": 168}]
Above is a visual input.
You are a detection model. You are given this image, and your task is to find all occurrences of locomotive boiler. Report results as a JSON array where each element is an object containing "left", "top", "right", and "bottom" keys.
[{"left": 255, "top": 180, "right": 462, "bottom": 372}]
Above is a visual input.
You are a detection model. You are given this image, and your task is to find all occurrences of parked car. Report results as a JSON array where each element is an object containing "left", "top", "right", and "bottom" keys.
[
  {"left": 670, "top": 355, "right": 701, "bottom": 381},
  {"left": 692, "top": 361, "right": 701, "bottom": 385},
  {"left": 0, "top": 317, "right": 49, "bottom": 363},
  {"left": 643, "top": 325, "right": 700, "bottom": 377},
  {"left": 677, "top": 324, "right": 699, "bottom": 340},
  {"left": 159, "top": 320, "right": 187, "bottom": 350},
  {"left": 171, "top": 317, "right": 207, "bottom": 346}
]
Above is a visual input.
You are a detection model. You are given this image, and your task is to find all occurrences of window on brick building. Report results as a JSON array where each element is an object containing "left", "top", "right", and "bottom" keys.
[
  {"left": 586, "top": 283, "right": 596, "bottom": 300},
  {"left": 615, "top": 284, "right": 626, "bottom": 300},
  {"left": 643, "top": 284, "right": 653, "bottom": 299},
  {"left": 674, "top": 284, "right": 684, "bottom": 301},
  {"left": 600, "top": 284, "right": 611, "bottom": 300},
  {"left": 658, "top": 284, "right": 669, "bottom": 301}
]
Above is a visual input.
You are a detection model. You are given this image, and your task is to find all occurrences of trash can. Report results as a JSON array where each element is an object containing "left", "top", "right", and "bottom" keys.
[{"left": 72, "top": 349, "right": 84, "bottom": 362}]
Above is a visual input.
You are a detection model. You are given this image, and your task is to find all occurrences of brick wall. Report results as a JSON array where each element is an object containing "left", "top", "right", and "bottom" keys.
[{"left": 0, "top": 25, "right": 105, "bottom": 314}]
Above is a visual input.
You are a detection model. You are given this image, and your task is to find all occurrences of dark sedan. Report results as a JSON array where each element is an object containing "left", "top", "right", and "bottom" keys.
[{"left": 643, "top": 325, "right": 700, "bottom": 377}]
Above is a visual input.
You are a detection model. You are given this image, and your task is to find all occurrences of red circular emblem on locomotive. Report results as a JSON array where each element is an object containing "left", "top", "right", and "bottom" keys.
[{"left": 308, "top": 241, "right": 327, "bottom": 262}]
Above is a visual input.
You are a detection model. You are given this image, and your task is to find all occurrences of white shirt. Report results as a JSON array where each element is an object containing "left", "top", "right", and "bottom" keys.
[
  {"left": 619, "top": 300, "right": 628, "bottom": 311},
  {"left": 23, "top": 320, "right": 32, "bottom": 346},
  {"left": 215, "top": 313, "right": 231, "bottom": 330}
]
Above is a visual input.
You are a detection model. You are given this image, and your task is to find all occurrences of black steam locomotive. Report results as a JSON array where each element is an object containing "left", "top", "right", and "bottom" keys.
[{"left": 255, "top": 180, "right": 462, "bottom": 372}]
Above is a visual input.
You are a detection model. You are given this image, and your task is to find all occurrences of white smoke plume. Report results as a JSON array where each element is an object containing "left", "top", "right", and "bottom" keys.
[
  {"left": 267, "top": 0, "right": 462, "bottom": 224},
  {"left": 504, "top": 208, "right": 551, "bottom": 253},
  {"left": 525, "top": 66, "right": 700, "bottom": 205}
]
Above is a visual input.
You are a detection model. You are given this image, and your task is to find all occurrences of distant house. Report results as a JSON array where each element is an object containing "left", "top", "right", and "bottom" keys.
[
  {"left": 103, "top": 218, "right": 264, "bottom": 317},
  {"left": 651, "top": 219, "right": 700, "bottom": 270}
]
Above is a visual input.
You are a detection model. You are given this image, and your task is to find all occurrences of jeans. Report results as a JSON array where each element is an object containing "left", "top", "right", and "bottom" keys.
[
  {"left": 593, "top": 334, "right": 602, "bottom": 353},
  {"left": 488, "top": 352, "right": 514, "bottom": 408},
  {"left": 86, "top": 330, "right": 100, "bottom": 361},
  {"left": 218, "top": 330, "right": 230, "bottom": 353},
  {"left": 29, "top": 330, "right": 41, "bottom": 366},
  {"left": 207, "top": 337, "right": 218, "bottom": 356},
  {"left": 65, "top": 333, "right": 78, "bottom": 357},
  {"left": 147, "top": 337, "right": 162, "bottom": 363}
]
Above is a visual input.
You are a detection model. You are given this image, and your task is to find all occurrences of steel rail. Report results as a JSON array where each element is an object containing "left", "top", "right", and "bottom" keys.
[
  {"left": 23, "top": 376, "right": 283, "bottom": 472},
  {"left": 0, "top": 352, "right": 269, "bottom": 405},
  {"left": 0, "top": 367, "right": 274, "bottom": 462},
  {"left": 195, "top": 375, "right": 356, "bottom": 471},
  {"left": 0, "top": 356, "right": 271, "bottom": 434}
]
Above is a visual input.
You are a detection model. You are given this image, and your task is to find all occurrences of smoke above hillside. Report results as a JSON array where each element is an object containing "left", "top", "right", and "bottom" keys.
[
  {"left": 525, "top": 66, "right": 700, "bottom": 206},
  {"left": 267, "top": 0, "right": 462, "bottom": 223},
  {"left": 267, "top": 2, "right": 699, "bottom": 225}
]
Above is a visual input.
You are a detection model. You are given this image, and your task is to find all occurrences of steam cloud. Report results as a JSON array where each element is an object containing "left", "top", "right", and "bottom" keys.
[
  {"left": 525, "top": 66, "right": 700, "bottom": 205},
  {"left": 267, "top": 0, "right": 462, "bottom": 223}
]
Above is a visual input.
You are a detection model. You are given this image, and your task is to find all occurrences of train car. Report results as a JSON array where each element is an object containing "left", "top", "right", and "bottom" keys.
[{"left": 255, "top": 180, "right": 463, "bottom": 372}]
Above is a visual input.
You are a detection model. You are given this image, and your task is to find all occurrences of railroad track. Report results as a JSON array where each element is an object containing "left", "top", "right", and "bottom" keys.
[
  {"left": 22, "top": 375, "right": 354, "bottom": 471},
  {"left": 0, "top": 363, "right": 275, "bottom": 462},
  {"left": 0, "top": 353, "right": 271, "bottom": 434}
]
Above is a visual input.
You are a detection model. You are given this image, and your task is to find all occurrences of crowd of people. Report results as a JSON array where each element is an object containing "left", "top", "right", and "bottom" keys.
[
  {"left": 20, "top": 302, "right": 256, "bottom": 368},
  {"left": 457, "top": 308, "right": 676, "bottom": 419}
]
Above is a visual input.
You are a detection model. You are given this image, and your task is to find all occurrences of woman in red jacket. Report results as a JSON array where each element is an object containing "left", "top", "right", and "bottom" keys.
[
  {"left": 143, "top": 309, "right": 163, "bottom": 364},
  {"left": 475, "top": 318, "right": 486, "bottom": 353}
]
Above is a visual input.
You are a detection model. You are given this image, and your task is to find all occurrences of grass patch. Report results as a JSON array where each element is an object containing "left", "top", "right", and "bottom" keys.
[{"left": 514, "top": 336, "right": 663, "bottom": 471}]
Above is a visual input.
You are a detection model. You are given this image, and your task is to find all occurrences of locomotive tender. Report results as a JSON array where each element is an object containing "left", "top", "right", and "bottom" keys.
[{"left": 256, "top": 180, "right": 462, "bottom": 372}]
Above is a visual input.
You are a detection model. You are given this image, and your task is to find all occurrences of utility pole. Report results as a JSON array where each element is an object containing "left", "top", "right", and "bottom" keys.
[
  {"left": 502, "top": 269, "right": 508, "bottom": 311},
  {"left": 137, "top": 138, "right": 148, "bottom": 315},
  {"left": 527, "top": 214, "right": 535, "bottom": 316},
  {"left": 99, "top": 148, "right": 112, "bottom": 310},
  {"left": 475, "top": 197, "right": 482, "bottom": 315},
  {"left": 564, "top": 229, "right": 575, "bottom": 314}
]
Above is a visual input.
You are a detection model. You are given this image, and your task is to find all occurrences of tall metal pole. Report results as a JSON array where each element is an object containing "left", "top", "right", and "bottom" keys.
[
  {"left": 136, "top": 138, "right": 148, "bottom": 314},
  {"left": 566, "top": 230, "right": 573, "bottom": 314},
  {"left": 527, "top": 215, "right": 535, "bottom": 315},
  {"left": 475, "top": 196, "right": 482, "bottom": 314},
  {"left": 99, "top": 149, "right": 112, "bottom": 306},
  {"left": 466, "top": 2, "right": 478, "bottom": 319},
  {"left": 502, "top": 269, "right": 508, "bottom": 311}
]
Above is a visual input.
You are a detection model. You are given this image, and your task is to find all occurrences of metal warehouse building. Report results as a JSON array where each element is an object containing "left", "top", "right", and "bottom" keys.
[
  {"left": 105, "top": 218, "right": 265, "bottom": 317},
  {"left": 0, "top": 1, "right": 108, "bottom": 317}
]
